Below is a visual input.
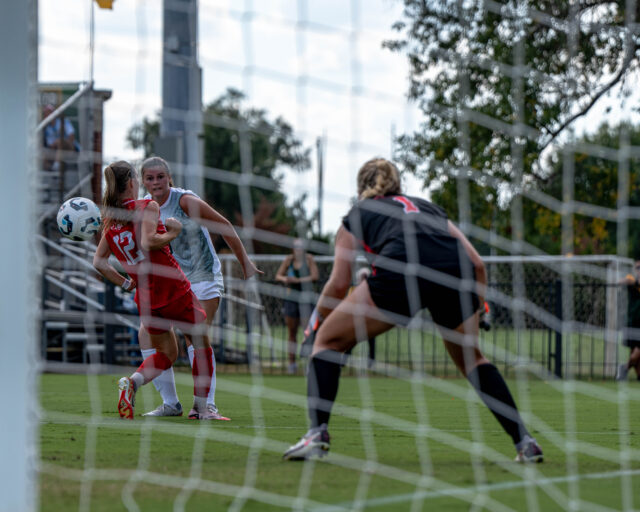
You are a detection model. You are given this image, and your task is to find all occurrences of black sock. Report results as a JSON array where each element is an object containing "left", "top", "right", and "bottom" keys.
[
  {"left": 467, "top": 363, "right": 529, "bottom": 445},
  {"left": 307, "top": 350, "right": 343, "bottom": 428}
]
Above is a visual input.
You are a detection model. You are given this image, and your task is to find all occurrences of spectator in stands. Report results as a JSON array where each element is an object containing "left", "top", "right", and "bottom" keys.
[
  {"left": 617, "top": 260, "right": 640, "bottom": 381},
  {"left": 276, "top": 238, "right": 319, "bottom": 374},
  {"left": 42, "top": 103, "right": 79, "bottom": 172}
]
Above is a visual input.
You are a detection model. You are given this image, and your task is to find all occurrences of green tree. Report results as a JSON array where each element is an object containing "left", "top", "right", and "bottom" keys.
[
  {"left": 526, "top": 122, "right": 640, "bottom": 256},
  {"left": 127, "top": 88, "right": 315, "bottom": 253},
  {"left": 384, "top": 1, "right": 638, "bottom": 248}
]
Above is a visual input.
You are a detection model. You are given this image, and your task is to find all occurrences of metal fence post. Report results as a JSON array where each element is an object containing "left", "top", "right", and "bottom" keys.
[
  {"left": 554, "top": 279, "right": 563, "bottom": 378},
  {"left": 245, "top": 304, "right": 253, "bottom": 365},
  {"left": 604, "top": 261, "right": 619, "bottom": 378},
  {"left": 218, "top": 296, "right": 226, "bottom": 364},
  {"left": 104, "top": 281, "right": 115, "bottom": 364}
]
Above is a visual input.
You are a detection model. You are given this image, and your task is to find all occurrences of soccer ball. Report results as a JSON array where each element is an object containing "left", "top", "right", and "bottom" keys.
[{"left": 56, "top": 197, "right": 102, "bottom": 241}]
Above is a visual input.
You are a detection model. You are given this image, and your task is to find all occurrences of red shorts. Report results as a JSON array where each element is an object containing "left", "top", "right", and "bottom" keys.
[{"left": 142, "top": 290, "right": 206, "bottom": 335}]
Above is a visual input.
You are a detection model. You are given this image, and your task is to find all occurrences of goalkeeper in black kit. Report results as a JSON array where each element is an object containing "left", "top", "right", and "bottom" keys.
[{"left": 283, "top": 158, "right": 543, "bottom": 463}]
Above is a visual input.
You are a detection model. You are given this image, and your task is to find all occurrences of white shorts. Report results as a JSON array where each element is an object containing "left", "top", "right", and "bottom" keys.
[{"left": 190, "top": 279, "right": 224, "bottom": 301}]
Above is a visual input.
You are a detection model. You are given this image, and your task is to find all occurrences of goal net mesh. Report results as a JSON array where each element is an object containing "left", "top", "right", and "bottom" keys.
[{"left": 34, "top": 1, "right": 640, "bottom": 511}]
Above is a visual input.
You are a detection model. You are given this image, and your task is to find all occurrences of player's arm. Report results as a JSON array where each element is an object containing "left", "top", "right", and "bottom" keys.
[
  {"left": 275, "top": 255, "right": 293, "bottom": 283},
  {"left": 447, "top": 220, "right": 486, "bottom": 306},
  {"left": 300, "top": 227, "right": 355, "bottom": 353},
  {"left": 619, "top": 274, "right": 637, "bottom": 286},
  {"left": 315, "top": 226, "right": 356, "bottom": 319},
  {"left": 93, "top": 234, "right": 136, "bottom": 291},
  {"left": 179, "top": 194, "right": 262, "bottom": 279},
  {"left": 140, "top": 201, "right": 181, "bottom": 251}
]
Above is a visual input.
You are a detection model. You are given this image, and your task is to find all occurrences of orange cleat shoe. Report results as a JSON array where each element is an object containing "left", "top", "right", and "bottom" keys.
[{"left": 117, "top": 377, "right": 135, "bottom": 420}]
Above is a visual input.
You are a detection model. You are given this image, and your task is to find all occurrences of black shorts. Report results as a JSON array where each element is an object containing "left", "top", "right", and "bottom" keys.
[
  {"left": 623, "top": 338, "right": 640, "bottom": 350},
  {"left": 367, "top": 262, "right": 479, "bottom": 330},
  {"left": 283, "top": 299, "right": 312, "bottom": 320}
]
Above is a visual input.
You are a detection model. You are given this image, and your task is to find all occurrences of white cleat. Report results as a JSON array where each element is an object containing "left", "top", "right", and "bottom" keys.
[
  {"left": 616, "top": 364, "right": 629, "bottom": 382},
  {"left": 142, "top": 402, "right": 183, "bottom": 417},
  {"left": 188, "top": 403, "right": 230, "bottom": 420},
  {"left": 283, "top": 424, "right": 330, "bottom": 460},
  {"left": 515, "top": 438, "right": 544, "bottom": 463}
]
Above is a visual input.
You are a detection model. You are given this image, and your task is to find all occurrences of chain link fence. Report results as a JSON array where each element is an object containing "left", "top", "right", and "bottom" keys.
[
  {"left": 214, "top": 254, "right": 634, "bottom": 379},
  {"left": 39, "top": 248, "right": 634, "bottom": 380}
]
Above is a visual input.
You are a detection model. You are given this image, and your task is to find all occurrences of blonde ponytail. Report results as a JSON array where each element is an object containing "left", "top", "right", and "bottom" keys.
[{"left": 357, "top": 158, "right": 401, "bottom": 199}]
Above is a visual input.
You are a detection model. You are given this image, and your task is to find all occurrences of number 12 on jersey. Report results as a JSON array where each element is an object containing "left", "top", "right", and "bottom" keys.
[{"left": 112, "top": 231, "right": 145, "bottom": 265}]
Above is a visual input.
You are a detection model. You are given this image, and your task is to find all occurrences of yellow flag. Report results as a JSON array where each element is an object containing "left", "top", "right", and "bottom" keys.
[{"left": 95, "top": 0, "right": 114, "bottom": 9}]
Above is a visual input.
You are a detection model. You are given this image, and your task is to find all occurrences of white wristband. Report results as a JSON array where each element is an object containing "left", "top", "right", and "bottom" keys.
[{"left": 121, "top": 278, "right": 132, "bottom": 291}]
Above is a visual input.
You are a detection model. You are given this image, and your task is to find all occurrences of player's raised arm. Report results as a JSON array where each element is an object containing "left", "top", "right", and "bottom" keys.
[
  {"left": 139, "top": 201, "right": 181, "bottom": 252},
  {"left": 179, "top": 193, "right": 262, "bottom": 279}
]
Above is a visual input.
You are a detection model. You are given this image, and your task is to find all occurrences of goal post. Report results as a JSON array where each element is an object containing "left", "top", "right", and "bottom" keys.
[{"left": 0, "top": 1, "right": 38, "bottom": 511}]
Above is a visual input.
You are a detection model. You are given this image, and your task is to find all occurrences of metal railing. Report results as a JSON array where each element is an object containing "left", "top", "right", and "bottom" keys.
[{"left": 39, "top": 246, "right": 634, "bottom": 379}]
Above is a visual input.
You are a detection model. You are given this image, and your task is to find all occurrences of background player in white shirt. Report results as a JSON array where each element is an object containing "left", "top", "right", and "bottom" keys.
[{"left": 139, "top": 156, "right": 262, "bottom": 420}]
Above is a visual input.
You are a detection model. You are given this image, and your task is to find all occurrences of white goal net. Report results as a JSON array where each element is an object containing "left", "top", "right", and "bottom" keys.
[{"left": 20, "top": 1, "right": 640, "bottom": 511}]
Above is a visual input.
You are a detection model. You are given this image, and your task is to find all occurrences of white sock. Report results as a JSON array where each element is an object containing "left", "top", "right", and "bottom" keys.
[
  {"left": 130, "top": 372, "right": 144, "bottom": 391},
  {"left": 141, "top": 348, "right": 180, "bottom": 407},
  {"left": 187, "top": 345, "right": 217, "bottom": 406},
  {"left": 193, "top": 395, "right": 207, "bottom": 412}
]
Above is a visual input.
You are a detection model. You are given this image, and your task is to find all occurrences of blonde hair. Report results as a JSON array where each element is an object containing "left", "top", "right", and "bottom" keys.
[
  {"left": 103, "top": 160, "right": 135, "bottom": 229},
  {"left": 357, "top": 158, "right": 401, "bottom": 199},
  {"left": 140, "top": 156, "right": 174, "bottom": 186}
]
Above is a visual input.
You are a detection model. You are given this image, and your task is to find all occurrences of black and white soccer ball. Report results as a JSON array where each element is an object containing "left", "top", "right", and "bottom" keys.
[{"left": 56, "top": 197, "right": 102, "bottom": 241}]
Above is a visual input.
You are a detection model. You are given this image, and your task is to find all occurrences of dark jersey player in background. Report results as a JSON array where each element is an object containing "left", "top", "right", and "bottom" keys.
[
  {"left": 283, "top": 158, "right": 543, "bottom": 463},
  {"left": 616, "top": 260, "right": 640, "bottom": 381}
]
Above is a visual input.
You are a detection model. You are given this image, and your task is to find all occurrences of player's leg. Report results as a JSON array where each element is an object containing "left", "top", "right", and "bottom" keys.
[
  {"left": 133, "top": 329, "right": 178, "bottom": 386},
  {"left": 284, "top": 281, "right": 394, "bottom": 460},
  {"left": 368, "top": 337, "right": 376, "bottom": 368},
  {"left": 183, "top": 296, "right": 229, "bottom": 420},
  {"left": 176, "top": 292, "right": 217, "bottom": 419},
  {"left": 629, "top": 346, "right": 640, "bottom": 379},
  {"left": 309, "top": 281, "right": 393, "bottom": 426},
  {"left": 138, "top": 324, "right": 182, "bottom": 416},
  {"left": 119, "top": 329, "right": 178, "bottom": 419},
  {"left": 438, "top": 313, "right": 542, "bottom": 462},
  {"left": 616, "top": 341, "right": 640, "bottom": 380}
]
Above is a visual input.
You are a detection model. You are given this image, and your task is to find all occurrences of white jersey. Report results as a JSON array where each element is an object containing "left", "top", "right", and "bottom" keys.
[{"left": 145, "top": 188, "right": 223, "bottom": 294}]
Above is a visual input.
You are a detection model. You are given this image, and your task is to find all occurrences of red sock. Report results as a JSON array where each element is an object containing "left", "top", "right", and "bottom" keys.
[
  {"left": 136, "top": 352, "right": 172, "bottom": 385},
  {"left": 192, "top": 347, "right": 213, "bottom": 398}
]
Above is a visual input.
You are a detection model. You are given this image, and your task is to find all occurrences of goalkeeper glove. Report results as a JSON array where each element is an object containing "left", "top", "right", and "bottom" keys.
[
  {"left": 299, "top": 307, "right": 324, "bottom": 358},
  {"left": 479, "top": 301, "right": 491, "bottom": 331}
]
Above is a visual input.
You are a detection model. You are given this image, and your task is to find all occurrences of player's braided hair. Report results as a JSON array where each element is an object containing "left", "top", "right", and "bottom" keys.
[
  {"left": 140, "top": 156, "right": 174, "bottom": 186},
  {"left": 357, "top": 158, "right": 401, "bottom": 199},
  {"left": 103, "top": 160, "right": 135, "bottom": 229}
]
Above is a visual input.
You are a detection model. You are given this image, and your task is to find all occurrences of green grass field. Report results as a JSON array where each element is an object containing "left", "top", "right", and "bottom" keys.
[{"left": 40, "top": 371, "right": 640, "bottom": 511}]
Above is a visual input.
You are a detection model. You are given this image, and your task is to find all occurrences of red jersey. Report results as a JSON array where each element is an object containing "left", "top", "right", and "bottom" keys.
[{"left": 105, "top": 199, "right": 191, "bottom": 311}]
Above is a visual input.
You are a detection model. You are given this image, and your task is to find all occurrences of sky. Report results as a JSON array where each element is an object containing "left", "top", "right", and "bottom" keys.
[
  {"left": 39, "top": 0, "right": 640, "bottom": 240},
  {"left": 39, "top": 0, "right": 423, "bottom": 235}
]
